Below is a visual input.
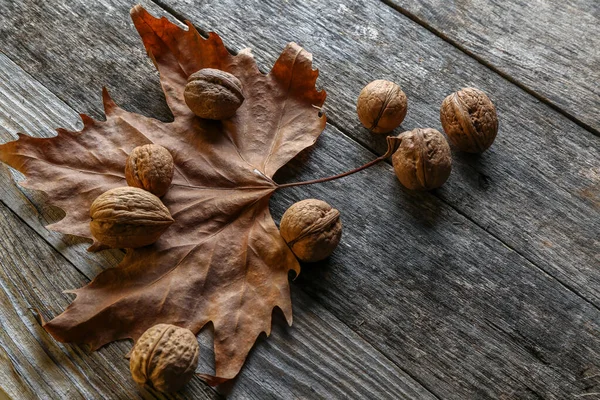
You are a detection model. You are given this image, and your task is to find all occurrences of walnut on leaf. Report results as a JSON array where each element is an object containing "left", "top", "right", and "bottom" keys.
[
  {"left": 184, "top": 68, "right": 244, "bottom": 120},
  {"left": 89, "top": 187, "right": 173, "bottom": 248},
  {"left": 125, "top": 144, "right": 174, "bottom": 197}
]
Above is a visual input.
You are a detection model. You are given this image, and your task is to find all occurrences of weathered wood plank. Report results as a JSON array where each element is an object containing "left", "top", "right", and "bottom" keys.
[
  {"left": 0, "top": 385, "right": 14, "bottom": 400},
  {"left": 155, "top": 0, "right": 600, "bottom": 307},
  {"left": 0, "top": 53, "right": 438, "bottom": 400},
  {"left": 1, "top": 0, "right": 599, "bottom": 398},
  {"left": 0, "top": 345, "right": 37, "bottom": 400},
  {"left": 385, "top": 0, "right": 600, "bottom": 134},
  {"left": 221, "top": 287, "right": 438, "bottom": 399},
  {"left": 0, "top": 0, "right": 171, "bottom": 124},
  {"left": 0, "top": 201, "right": 219, "bottom": 400},
  {"left": 2, "top": 0, "right": 597, "bottom": 309},
  {"left": 0, "top": 53, "right": 126, "bottom": 278},
  {"left": 0, "top": 204, "right": 431, "bottom": 400},
  {"left": 269, "top": 126, "right": 600, "bottom": 399}
]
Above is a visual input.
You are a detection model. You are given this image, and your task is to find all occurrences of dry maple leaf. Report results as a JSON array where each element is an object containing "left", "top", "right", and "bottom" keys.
[
  {"left": 0, "top": 6, "right": 400, "bottom": 384},
  {"left": 0, "top": 6, "right": 326, "bottom": 383}
]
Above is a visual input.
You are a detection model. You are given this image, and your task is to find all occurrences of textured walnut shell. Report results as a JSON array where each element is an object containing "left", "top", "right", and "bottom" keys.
[
  {"left": 125, "top": 144, "right": 174, "bottom": 197},
  {"left": 280, "top": 199, "right": 342, "bottom": 263},
  {"left": 130, "top": 324, "right": 199, "bottom": 393},
  {"left": 184, "top": 68, "right": 244, "bottom": 120},
  {"left": 356, "top": 80, "right": 407, "bottom": 134},
  {"left": 440, "top": 87, "right": 498, "bottom": 153},
  {"left": 392, "top": 128, "right": 452, "bottom": 191},
  {"left": 90, "top": 187, "right": 174, "bottom": 248}
]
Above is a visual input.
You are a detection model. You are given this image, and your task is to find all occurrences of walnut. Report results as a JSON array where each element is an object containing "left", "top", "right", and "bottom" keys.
[
  {"left": 184, "top": 68, "right": 244, "bottom": 120},
  {"left": 280, "top": 199, "right": 342, "bottom": 263},
  {"left": 356, "top": 80, "right": 408, "bottom": 134},
  {"left": 440, "top": 87, "right": 498, "bottom": 153},
  {"left": 125, "top": 144, "right": 174, "bottom": 197},
  {"left": 392, "top": 128, "right": 452, "bottom": 191},
  {"left": 130, "top": 324, "right": 199, "bottom": 393},
  {"left": 89, "top": 187, "right": 174, "bottom": 248}
]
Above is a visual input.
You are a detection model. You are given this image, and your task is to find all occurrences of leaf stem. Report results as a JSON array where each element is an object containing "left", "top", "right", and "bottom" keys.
[
  {"left": 276, "top": 154, "right": 388, "bottom": 189},
  {"left": 276, "top": 136, "right": 401, "bottom": 189}
]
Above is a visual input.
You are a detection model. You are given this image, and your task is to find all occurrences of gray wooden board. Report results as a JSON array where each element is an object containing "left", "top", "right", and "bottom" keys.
[
  {"left": 0, "top": 53, "right": 438, "bottom": 400},
  {"left": 0, "top": 200, "right": 222, "bottom": 400},
  {"left": 385, "top": 0, "right": 600, "bottom": 134},
  {"left": 155, "top": 0, "right": 600, "bottom": 307},
  {"left": 0, "top": 0, "right": 599, "bottom": 399},
  {"left": 1, "top": 0, "right": 597, "bottom": 310},
  {"left": 271, "top": 134, "right": 600, "bottom": 400}
]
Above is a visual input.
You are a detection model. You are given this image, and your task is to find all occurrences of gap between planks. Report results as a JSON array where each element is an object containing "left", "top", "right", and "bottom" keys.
[
  {"left": 0, "top": 51, "right": 440, "bottom": 400},
  {"left": 149, "top": 0, "right": 600, "bottom": 318},
  {"left": 1, "top": 0, "right": 598, "bottom": 396},
  {"left": 377, "top": 0, "right": 600, "bottom": 138},
  {"left": 0, "top": 28, "right": 581, "bottom": 400},
  {"left": 0, "top": 186, "right": 436, "bottom": 400}
]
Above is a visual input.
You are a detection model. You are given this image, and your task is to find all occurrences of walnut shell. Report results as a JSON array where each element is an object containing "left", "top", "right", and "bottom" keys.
[
  {"left": 125, "top": 144, "right": 174, "bottom": 197},
  {"left": 440, "top": 87, "right": 498, "bottom": 153},
  {"left": 90, "top": 187, "right": 174, "bottom": 248},
  {"left": 356, "top": 80, "right": 407, "bottom": 134},
  {"left": 130, "top": 324, "right": 199, "bottom": 393},
  {"left": 280, "top": 199, "right": 342, "bottom": 263},
  {"left": 184, "top": 68, "right": 244, "bottom": 120},
  {"left": 392, "top": 128, "right": 452, "bottom": 191}
]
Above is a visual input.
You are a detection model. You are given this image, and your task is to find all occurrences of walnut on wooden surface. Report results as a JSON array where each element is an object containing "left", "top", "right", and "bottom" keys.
[
  {"left": 184, "top": 68, "right": 244, "bottom": 120},
  {"left": 130, "top": 324, "right": 199, "bottom": 393},
  {"left": 89, "top": 187, "right": 173, "bottom": 248},
  {"left": 440, "top": 87, "right": 498, "bottom": 153},
  {"left": 392, "top": 128, "right": 452, "bottom": 191},
  {"left": 280, "top": 199, "right": 342, "bottom": 263},
  {"left": 356, "top": 80, "right": 408, "bottom": 134},
  {"left": 125, "top": 144, "right": 174, "bottom": 197}
]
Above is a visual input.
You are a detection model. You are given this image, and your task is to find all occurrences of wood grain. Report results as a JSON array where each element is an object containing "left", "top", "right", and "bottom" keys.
[
  {"left": 0, "top": 0, "right": 171, "bottom": 124},
  {"left": 3, "top": 0, "right": 596, "bottom": 309},
  {"left": 154, "top": 0, "right": 600, "bottom": 308},
  {"left": 0, "top": 201, "right": 219, "bottom": 400},
  {"left": 385, "top": 0, "right": 600, "bottom": 134},
  {"left": 0, "top": 55, "right": 124, "bottom": 280},
  {"left": 0, "top": 0, "right": 599, "bottom": 398},
  {"left": 0, "top": 53, "right": 436, "bottom": 400},
  {"left": 270, "top": 123, "right": 600, "bottom": 400}
]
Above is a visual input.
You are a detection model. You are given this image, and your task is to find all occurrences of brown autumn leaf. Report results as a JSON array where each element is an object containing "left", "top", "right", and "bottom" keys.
[{"left": 0, "top": 6, "right": 327, "bottom": 384}]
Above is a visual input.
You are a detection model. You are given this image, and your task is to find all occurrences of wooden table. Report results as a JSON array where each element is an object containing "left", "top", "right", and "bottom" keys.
[{"left": 0, "top": 0, "right": 598, "bottom": 399}]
